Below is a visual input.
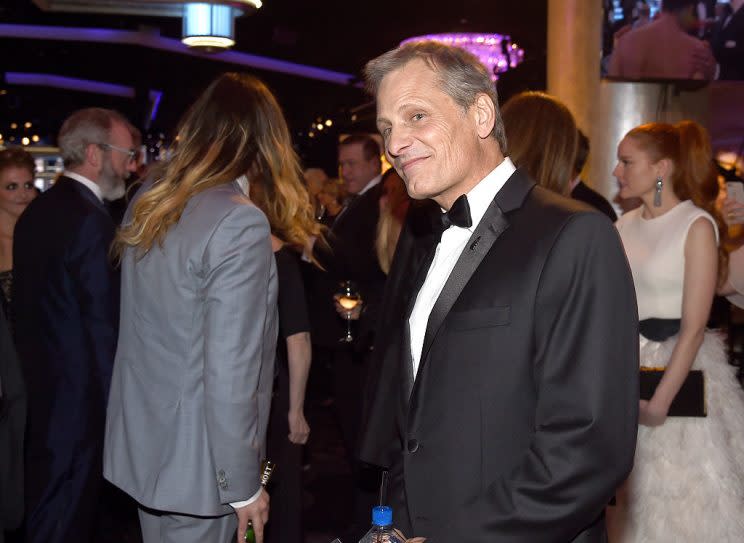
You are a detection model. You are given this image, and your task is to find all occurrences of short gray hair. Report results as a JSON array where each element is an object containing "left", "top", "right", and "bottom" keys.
[
  {"left": 58, "top": 107, "right": 132, "bottom": 167},
  {"left": 364, "top": 41, "right": 507, "bottom": 153}
]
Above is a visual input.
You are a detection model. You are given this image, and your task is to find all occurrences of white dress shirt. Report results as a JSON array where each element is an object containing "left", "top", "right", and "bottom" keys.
[
  {"left": 358, "top": 173, "right": 382, "bottom": 196},
  {"left": 408, "top": 158, "right": 516, "bottom": 376},
  {"left": 63, "top": 171, "right": 103, "bottom": 203}
]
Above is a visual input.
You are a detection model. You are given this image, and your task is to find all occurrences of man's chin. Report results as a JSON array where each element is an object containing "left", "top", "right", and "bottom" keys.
[
  {"left": 404, "top": 179, "right": 438, "bottom": 201},
  {"left": 103, "top": 180, "right": 126, "bottom": 201}
]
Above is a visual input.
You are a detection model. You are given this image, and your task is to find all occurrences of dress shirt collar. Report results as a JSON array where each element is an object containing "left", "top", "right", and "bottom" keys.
[
  {"left": 63, "top": 171, "right": 103, "bottom": 203},
  {"left": 357, "top": 174, "right": 382, "bottom": 196},
  {"left": 235, "top": 175, "right": 250, "bottom": 196},
  {"left": 444, "top": 157, "right": 516, "bottom": 233}
]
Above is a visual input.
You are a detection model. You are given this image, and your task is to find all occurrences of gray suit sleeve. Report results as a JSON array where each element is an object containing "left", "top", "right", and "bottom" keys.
[{"left": 201, "top": 204, "right": 276, "bottom": 504}]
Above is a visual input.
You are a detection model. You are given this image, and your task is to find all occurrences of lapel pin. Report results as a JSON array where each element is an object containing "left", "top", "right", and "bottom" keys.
[{"left": 470, "top": 236, "right": 481, "bottom": 251}]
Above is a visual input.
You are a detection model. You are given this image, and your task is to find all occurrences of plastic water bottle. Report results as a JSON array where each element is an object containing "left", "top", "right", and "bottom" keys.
[{"left": 358, "top": 506, "right": 404, "bottom": 543}]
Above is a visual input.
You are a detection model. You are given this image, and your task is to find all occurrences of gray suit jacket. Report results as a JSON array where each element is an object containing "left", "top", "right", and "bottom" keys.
[{"left": 104, "top": 180, "right": 278, "bottom": 516}]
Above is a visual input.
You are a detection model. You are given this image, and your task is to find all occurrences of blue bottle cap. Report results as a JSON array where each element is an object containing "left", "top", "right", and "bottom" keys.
[{"left": 372, "top": 505, "right": 393, "bottom": 526}]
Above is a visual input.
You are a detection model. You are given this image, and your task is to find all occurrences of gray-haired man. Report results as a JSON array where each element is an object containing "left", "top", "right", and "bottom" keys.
[{"left": 13, "top": 107, "right": 136, "bottom": 542}]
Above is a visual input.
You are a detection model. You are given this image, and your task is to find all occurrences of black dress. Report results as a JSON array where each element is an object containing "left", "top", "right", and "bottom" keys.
[
  {"left": 0, "top": 269, "right": 12, "bottom": 328},
  {"left": 266, "top": 247, "right": 311, "bottom": 543}
]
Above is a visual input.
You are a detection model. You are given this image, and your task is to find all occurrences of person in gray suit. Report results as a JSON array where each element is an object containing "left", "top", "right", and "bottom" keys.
[{"left": 104, "top": 73, "right": 310, "bottom": 543}]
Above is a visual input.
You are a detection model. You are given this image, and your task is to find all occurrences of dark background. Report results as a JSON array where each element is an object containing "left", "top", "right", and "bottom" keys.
[{"left": 0, "top": 0, "right": 547, "bottom": 169}]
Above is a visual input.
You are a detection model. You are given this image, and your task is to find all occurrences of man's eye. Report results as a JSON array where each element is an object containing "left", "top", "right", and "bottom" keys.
[{"left": 412, "top": 113, "right": 425, "bottom": 121}]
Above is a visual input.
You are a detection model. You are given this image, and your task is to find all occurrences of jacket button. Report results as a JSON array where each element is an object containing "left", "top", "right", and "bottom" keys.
[{"left": 407, "top": 439, "right": 419, "bottom": 453}]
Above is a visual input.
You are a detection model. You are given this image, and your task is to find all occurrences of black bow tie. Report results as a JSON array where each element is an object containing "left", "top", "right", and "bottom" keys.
[{"left": 439, "top": 194, "right": 472, "bottom": 230}]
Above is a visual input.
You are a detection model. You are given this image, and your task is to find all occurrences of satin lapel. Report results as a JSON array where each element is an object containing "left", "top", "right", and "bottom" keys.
[
  {"left": 415, "top": 197, "right": 510, "bottom": 386},
  {"left": 407, "top": 168, "right": 535, "bottom": 429},
  {"left": 416, "top": 169, "right": 535, "bottom": 369}
]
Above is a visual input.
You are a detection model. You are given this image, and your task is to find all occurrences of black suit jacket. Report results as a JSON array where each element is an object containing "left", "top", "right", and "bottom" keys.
[
  {"left": 711, "top": 6, "right": 744, "bottom": 80},
  {"left": 571, "top": 181, "right": 617, "bottom": 222},
  {"left": 359, "top": 170, "right": 639, "bottom": 542},
  {"left": 311, "top": 182, "right": 386, "bottom": 348},
  {"left": 11, "top": 176, "right": 119, "bottom": 507}
]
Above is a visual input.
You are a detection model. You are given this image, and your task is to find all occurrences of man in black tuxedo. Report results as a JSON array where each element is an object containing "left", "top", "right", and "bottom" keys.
[
  {"left": 311, "top": 134, "right": 387, "bottom": 456},
  {"left": 307, "top": 134, "right": 387, "bottom": 538},
  {"left": 359, "top": 42, "right": 639, "bottom": 541},
  {"left": 12, "top": 108, "right": 136, "bottom": 543}
]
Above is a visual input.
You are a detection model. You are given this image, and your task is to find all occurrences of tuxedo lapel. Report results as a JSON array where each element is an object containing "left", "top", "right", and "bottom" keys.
[
  {"left": 332, "top": 195, "right": 359, "bottom": 226},
  {"left": 419, "top": 199, "right": 509, "bottom": 369},
  {"left": 409, "top": 170, "right": 535, "bottom": 414}
]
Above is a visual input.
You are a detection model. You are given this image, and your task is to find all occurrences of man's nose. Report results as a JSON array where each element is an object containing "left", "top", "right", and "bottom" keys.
[{"left": 386, "top": 126, "right": 411, "bottom": 158}]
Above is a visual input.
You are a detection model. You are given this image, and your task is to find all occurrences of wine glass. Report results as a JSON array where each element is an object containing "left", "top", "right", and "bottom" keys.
[
  {"left": 336, "top": 280, "right": 362, "bottom": 343},
  {"left": 315, "top": 203, "right": 326, "bottom": 221}
]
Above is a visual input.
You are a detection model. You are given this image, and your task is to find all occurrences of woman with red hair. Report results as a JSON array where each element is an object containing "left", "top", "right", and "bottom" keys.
[{"left": 611, "top": 122, "right": 744, "bottom": 540}]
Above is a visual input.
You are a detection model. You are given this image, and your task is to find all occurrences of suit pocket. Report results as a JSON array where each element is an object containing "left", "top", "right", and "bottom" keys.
[{"left": 448, "top": 306, "right": 511, "bottom": 331}]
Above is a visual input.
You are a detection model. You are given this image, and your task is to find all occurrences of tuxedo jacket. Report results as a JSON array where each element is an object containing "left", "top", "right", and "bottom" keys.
[
  {"left": 359, "top": 170, "right": 639, "bottom": 542},
  {"left": 12, "top": 176, "right": 119, "bottom": 499}
]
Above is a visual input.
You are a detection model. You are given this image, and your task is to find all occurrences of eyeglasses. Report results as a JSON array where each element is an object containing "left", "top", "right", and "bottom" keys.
[{"left": 100, "top": 143, "right": 136, "bottom": 162}]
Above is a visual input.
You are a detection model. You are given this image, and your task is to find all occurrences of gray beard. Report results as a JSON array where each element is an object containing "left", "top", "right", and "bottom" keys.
[{"left": 99, "top": 158, "right": 127, "bottom": 201}]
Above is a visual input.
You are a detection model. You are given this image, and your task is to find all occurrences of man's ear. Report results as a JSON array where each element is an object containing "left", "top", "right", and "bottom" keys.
[
  {"left": 86, "top": 143, "right": 102, "bottom": 169},
  {"left": 474, "top": 93, "right": 496, "bottom": 139}
]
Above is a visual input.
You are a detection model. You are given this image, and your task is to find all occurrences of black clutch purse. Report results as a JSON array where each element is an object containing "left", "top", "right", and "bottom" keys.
[{"left": 639, "top": 368, "right": 706, "bottom": 417}]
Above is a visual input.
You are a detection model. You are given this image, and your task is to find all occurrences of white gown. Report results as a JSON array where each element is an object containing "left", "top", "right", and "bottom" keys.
[{"left": 614, "top": 201, "right": 744, "bottom": 542}]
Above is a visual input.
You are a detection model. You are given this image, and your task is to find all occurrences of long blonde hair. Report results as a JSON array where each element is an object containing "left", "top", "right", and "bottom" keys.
[{"left": 113, "top": 72, "right": 320, "bottom": 259}]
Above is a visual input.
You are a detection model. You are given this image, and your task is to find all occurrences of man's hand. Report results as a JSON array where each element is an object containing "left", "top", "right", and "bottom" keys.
[
  {"left": 288, "top": 409, "right": 310, "bottom": 444},
  {"left": 235, "top": 489, "right": 269, "bottom": 543}
]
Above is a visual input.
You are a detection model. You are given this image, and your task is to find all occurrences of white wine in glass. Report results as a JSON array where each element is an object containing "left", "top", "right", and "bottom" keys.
[{"left": 336, "top": 280, "right": 362, "bottom": 343}]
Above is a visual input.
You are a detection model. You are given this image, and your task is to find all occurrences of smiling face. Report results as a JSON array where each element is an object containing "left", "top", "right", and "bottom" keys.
[
  {"left": 0, "top": 165, "right": 36, "bottom": 221},
  {"left": 375, "top": 59, "right": 489, "bottom": 207},
  {"left": 613, "top": 136, "right": 669, "bottom": 201}
]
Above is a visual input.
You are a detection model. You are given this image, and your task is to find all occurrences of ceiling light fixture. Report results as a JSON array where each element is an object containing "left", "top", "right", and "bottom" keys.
[
  {"left": 400, "top": 32, "right": 525, "bottom": 81},
  {"left": 182, "top": 1, "right": 262, "bottom": 52}
]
